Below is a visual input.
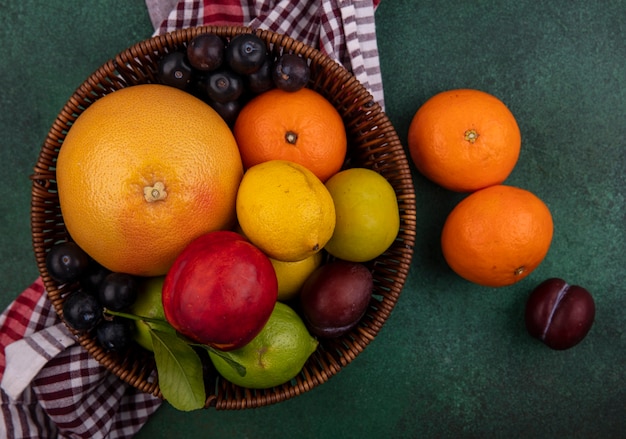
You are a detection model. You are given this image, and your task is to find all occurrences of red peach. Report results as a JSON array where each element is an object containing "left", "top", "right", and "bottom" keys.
[{"left": 162, "top": 230, "right": 277, "bottom": 351}]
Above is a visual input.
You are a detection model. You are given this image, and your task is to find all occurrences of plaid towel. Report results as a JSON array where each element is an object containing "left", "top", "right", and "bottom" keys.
[
  {"left": 1, "top": 1, "right": 384, "bottom": 437},
  {"left": 0, "top": 279, "right": 161, "bottom": 438}
]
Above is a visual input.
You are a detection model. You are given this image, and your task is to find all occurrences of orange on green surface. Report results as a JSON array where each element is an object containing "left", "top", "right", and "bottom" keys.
[
  {"left": 236, "top": 160, "right": 336, "bottom": 262},
  {"left": 208, "top": 302, "right": 318, "bottom": 389},
  {"left": 233, "top": 88, "right": 347, "bottom": 182},
  {"left": 441, "top": 185, "right": 553, "bottom": 287},
  {"left": 324, "top": 168, "right": 400, "bottom": 262},
  {"left": 56, "top": 84, "right": 244, "bottom": 276},
  {"left": 407, "top": 88, "right": 521, "bottom": 192}
]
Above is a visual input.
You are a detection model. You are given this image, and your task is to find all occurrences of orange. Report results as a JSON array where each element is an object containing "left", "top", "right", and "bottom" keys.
[
  {"left": 407, "top": 89, "right": 521, "bottom": 192},
  {"left": 56, "top": 84, "right": 244, "bottom": 277},
  {"left": 441, "top": 185, "right": 553, "bottom": 287},
  {"left": 233, "top": 88, "right": 347, "bottom": 182}
]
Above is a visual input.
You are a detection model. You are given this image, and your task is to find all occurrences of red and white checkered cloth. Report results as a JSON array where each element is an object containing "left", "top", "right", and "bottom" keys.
[
  {"left": 1, "top": 1, "right": 385, "bottom": 437},
  {"left": 0, "top": 279, "right": 161, "bottom": 438}
]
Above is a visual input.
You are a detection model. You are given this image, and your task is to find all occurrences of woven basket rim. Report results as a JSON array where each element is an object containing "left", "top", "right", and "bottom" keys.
[{"left": 30, "top": 25, "right": 417, "bottom": 410}]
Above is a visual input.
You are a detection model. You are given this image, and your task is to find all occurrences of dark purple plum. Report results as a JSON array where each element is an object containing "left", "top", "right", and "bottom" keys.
[
  {"left": 63, "top": 290, "right": 103, "bottom": 332},
  {"left": 157, "top": 51, "right": 193, "bottom": 89},
  {"left": 225, "top": 34, "right": 268, "bottom": 75},
  {"left": 525, "top": 278, "right": 595, "bottom": 350},
  {"left": 300, "top": 260, "right": 373, "bottom": 338},
  {"left": 272, "top": 53, "right": 310, "bottom": 92},
  {"left": 207, "top": 98, "right": 242, "bottom": 125},
  {"left": 98, "top": 272, "right": 138, "bottom": 312},
  {"left": 203, "top": 69, "right": 244, "bottom": 103},
  {"left": 246, "top": 57, "right": 274, "bottom": 95},
  {"left": 96, "top": 318, "right": 135, "bottom": 352},
  {"left": 46, "top": 241, "right": 89, "bottom": 283},
  {"left": 79, "top": 260, "right": 112, "bottom": 293},
  {"left": 187, "top": 33, "right": 224, "bottom": 71}
]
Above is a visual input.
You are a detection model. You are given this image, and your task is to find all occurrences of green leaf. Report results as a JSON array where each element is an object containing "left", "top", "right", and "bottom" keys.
[
  {"left": 203, "top": 346, "right": 247, "bottom": 378},
  {"left": 151, "top": 329, "right": 206, "bottom": 412},
  {"left": 179, "top": 336, "right": 247, "bottom": 378}
]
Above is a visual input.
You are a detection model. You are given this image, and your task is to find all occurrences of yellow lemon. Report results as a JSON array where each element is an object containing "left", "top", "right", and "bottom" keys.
[
  {"left": 208, "top": 302, "right": 318, "bottom": 389},
  {"left": 236, "top": 160, "right": 335, "bottom": 262},
  {"left": 324, "top": 168, "right": 400, "bottom": 262},
  {"left": 270, "top": 252, "right": 324, "bottom": 301}
]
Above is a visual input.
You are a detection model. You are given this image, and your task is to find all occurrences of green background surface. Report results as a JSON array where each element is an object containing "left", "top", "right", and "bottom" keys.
[{"left": 1, "top": 1, "right": 624, "bottom": 438}]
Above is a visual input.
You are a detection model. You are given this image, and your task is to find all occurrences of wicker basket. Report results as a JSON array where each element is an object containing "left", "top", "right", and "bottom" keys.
[{"left": 30, "top": 26, "right": 416, "bottom": 410}]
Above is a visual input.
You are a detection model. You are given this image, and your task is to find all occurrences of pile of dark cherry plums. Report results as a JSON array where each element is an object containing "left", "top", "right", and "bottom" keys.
[
  {"left": 46, "top": 242, "right": 137, "bottom": 352},
  {"left": 157, "top": 32, "right": 311, "bottom": 124}
]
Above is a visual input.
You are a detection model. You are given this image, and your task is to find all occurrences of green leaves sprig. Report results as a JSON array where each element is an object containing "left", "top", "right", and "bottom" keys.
[{"left": 104, "top": 309, "right": 246, "bottom": 412}]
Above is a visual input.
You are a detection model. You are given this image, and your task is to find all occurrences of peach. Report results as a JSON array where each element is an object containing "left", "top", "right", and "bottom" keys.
[{"left": 162, "top": 230, "right": 277, "bottom": 351}]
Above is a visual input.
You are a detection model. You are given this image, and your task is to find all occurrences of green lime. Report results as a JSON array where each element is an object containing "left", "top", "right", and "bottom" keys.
[
  {"left": 209, "top": 302, "right": 318, "bottom": 389},
  {"left": 129, "top": 275, "right": 175, "bottom": 351},
  {"left": 324, "top": 168, "right": 400, "bottom": 262}
]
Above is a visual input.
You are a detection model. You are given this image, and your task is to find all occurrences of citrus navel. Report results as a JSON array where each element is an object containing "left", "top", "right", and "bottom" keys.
[
  {"left": 441, "top": 185, "right": 553, "bottom": 287},
  {"left": 408, "top": 89, "right": 521, "bottom": 192},
  {"left": 233, "top": 88, "right": 347, "bottom": 182},
  {"left": 236, "top": 160, "right": 335, "bottom": 262},
  {"left": 56, "top": 84, "right": 244, "bottom": 276}
]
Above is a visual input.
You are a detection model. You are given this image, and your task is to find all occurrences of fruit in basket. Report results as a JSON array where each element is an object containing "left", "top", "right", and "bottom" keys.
[
  {"left": 236, "top": 160, "right": 336, "bottom": 262},
  {"left": 62, "top": 290, "right": 103, "bottom": 332},
  {"left": 300, "top": 260, "right": 373, "bottom": 338},
  {"left": 270, "top": 251, "right": 324, "bottom": 302},
  {"left": 225, "top": 33, "right": 268, "bottom": 75},
  {"left": 272, "top": 53, "right": 311, "bottom": 92},
  {"left": 79, "top": 260, "right": 112, "bottom": 293},
  {"left": 96, "top": 318, "right": 135, "bottom": 352},
  {"left": 233, "top": 88, "right": 347, "bottom": 182},
  {"left": 129, "top": 276, "right": 176, "bottom": 351},
  {"left": 324, "top": 168, "right": 400, "bottom": 262},
  {"left": 56, "top": 84, "right": 244, "bottom": 277},
  {"left": 45, "top": 241, "right": 90, "bottom": 283},
  {"left": 98, "top": 272, "right": 138, "bottom": 312},
  {"left": 187, "top": 33, "right": 224, "bottom": 71},
  {"left": 246, "top": 57, "right": 274, "bottom": 94},
  {"left": 407, "top": 88, "right": 521, "bottom": 192},
  {"left": 204, "top": 99, "right": 242, "bottom": 126},
  {"left": 209, "top": 302, "right": 318, "bottom": 389},
  {"left": 162, "top": 231, "right": 277, "bottom": 350},
  {"left": 158, "top": 52, "right": 193, "bottom": 89},
  {"left": 441, "top": 185, "right": 553, "bottom": 287},
  {"left": 203, "top": 68, "right": 244, "bottom": 103},
  {"left": 525, "top": 278, "right": 595, "bottom": 350}
]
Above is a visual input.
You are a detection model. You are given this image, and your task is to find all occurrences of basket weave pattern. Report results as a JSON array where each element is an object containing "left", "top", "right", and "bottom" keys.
[{"left": 30, "top": 26, "right": 416, "bottom": 410}]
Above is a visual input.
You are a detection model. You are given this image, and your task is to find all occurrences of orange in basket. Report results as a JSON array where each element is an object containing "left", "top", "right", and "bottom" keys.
[{"left": 233, "top": 88, "right": 347, "bottom": 182}]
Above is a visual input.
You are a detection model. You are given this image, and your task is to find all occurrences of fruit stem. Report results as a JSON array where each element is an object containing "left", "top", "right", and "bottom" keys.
[
  {"left": 514, "top": 266, "right": 526, "bottom": 276},
  {"left": 144, "top": 181, "right": 167, "bottom": 202},
  {"left": 104, "top": 308, "right": 165, "bottom": 325},
  {"left": 464, "top": 129, "right": 479, "bottom": 143},
  {"left": 285, "top": 131, "right": 298, "bottom": 145}
]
